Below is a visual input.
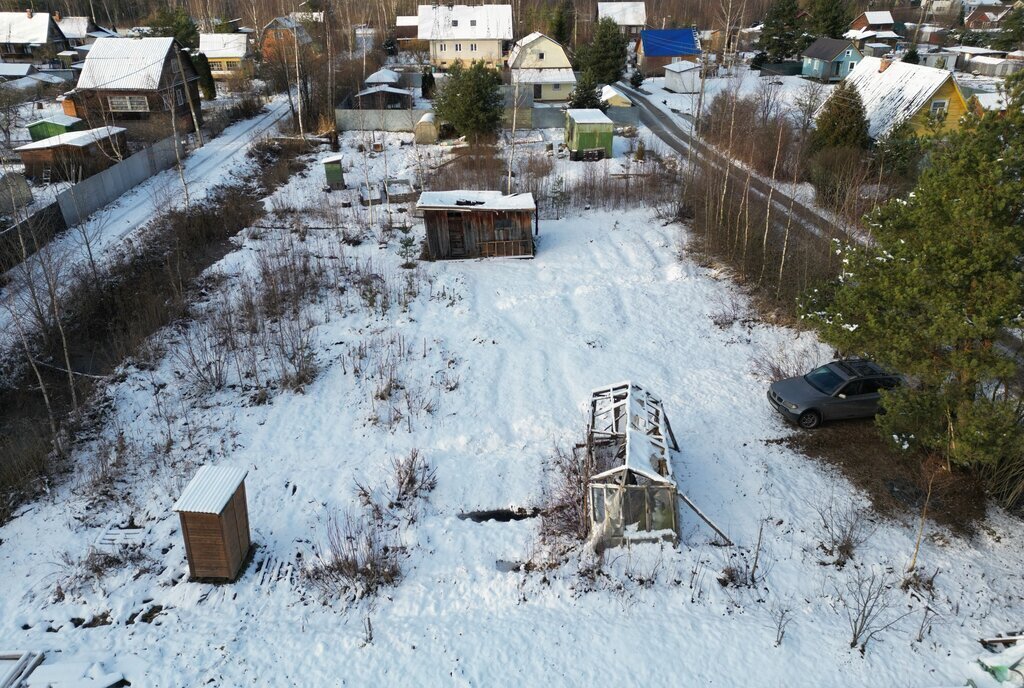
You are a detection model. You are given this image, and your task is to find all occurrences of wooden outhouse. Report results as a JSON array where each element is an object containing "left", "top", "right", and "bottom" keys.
[
  {"left": 172, "top": 465, "right": 251, "bottom": 581},
  {"left": 27, "top": 114, "right": 85, "bottom": 142},
  {"left": 417, "top": 191, "right": 536, "bottom": 259},
  {"left": 565, "top": 109, "right": 614, "bottom": 161},
  {"left": 322, "top": 154, "right": 345, "bottom": 190}
]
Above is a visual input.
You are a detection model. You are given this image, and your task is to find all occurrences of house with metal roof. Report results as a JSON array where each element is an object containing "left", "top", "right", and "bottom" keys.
[
  {"left": 845, "top": 10, "right": 902, "bottom": 50},
  {"left": 825, "top": 56, "right": 969, "bottom": 140},
  {"left": 417, "top": 190, "right": 536, "bottom": 259},
  {"left": 54, "top": 14, "right": 116, "bottom": 47},
  {"left": 636, "top": 28, "right": 701, "bottom": 76},
  {"left": 801, "top": 38, "right": 861, "bottom": 82},
  {"left": 261, "top": 16, "right": 313, "bottom": 63},
  {"left": 64, "top": 37, "right": 202, "bottom": 140},
  {"left": 0, "top": 9, "right": 68, "bottom": 63},
  {"left": 416, "top": 4, "right": 513, "bottom": 69},
  {"left": 596, "top": 2, "right": 647, "bottom": 36},
  {"left": 508, "top": 32, "right": 575, "bottom": 102},
  {"left": 199, "top": 33, "right": 253, "bottom": 79}
]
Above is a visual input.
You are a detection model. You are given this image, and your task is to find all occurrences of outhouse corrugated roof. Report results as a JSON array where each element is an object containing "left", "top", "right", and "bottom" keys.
[{"left": 173, "top": 465, "right": 248, "bottom": 514}]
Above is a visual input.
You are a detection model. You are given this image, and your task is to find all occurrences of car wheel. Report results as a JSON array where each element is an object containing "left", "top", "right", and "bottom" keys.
[{"left": 798, "top": 410, "right": 821, "bottom": 429}]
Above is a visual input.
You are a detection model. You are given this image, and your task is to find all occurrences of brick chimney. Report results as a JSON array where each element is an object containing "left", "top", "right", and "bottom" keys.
[
  {"left": 53, "top": 11, "right": 61, "bottom": 22},
  {"left": 25, "top": 8, "right": 33, "bottom": 18},
  {"left": 879, "top": 57, "right": 893, "bottom": 73}
]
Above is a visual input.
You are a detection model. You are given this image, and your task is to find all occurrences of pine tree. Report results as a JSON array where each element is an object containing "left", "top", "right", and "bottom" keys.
[
  {"left": 150, "top": 7, "right": 199, "bottom": 49},
  {"left": 567, "top": 69, "right": 604, "bottom": 110},
  {"left": 433, "top": 60, "right": 503, "bottom": 143},
  {"left": 549, "top": 2, "right": 573, "bottom": 46},
  {"left": 575, "top": 17, "right": 628, "bottom": 84},
  {"left": 902, "top": 47, "right": 920, "bottom": 64},
  {"left": 993, "top": 9, "right": 1024, "bottom": 51},
  {"left": 193, "top": 53, "right": 216, "bottom": 100},
  {"left": 802, "top": 72, "right": 1024, "bottom": 506},
  {"left": 756, "top": 0, "right": 808, "bottom": 63},
  {"left": 811, "top": 81, "right": 870, "bottom": 151},
  {"left": 808, "top": 0, "right": 851, "bottom": 39}
]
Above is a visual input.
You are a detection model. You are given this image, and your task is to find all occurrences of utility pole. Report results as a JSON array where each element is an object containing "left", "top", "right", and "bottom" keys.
[{"left": 176, "top": 46, "right": 204, "bottom": 147}]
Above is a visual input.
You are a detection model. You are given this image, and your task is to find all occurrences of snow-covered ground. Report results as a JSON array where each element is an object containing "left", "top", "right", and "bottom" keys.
[{"left": 0, "top": 132, "right": 1021, "bottom": 687}]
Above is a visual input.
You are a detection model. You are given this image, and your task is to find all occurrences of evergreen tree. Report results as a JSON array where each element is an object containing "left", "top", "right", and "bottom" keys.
[
  {"left": 902, "top": 46, "right": 920, "bottom": 64},
  {"left": 433, "top": 60, "right": 503, "bottom": 143},
  {"left": 630, "top": 70, "right": 644, "bottom": 88},
  {"left": 421, "top": 68, "right": 436, "bottom": 100},
  {"left": 993, "top": 9, "right": 1024, "bottom": 51},
  {"left": 549, "top": 2, "right": 573, "bottom": 46},
  {"left": 802, "top": 72, "right": 1024, "bottom": 506},
  {"left": 150, "top": 7, "right": 199, "bottom": 49},
  {"left": 808, "top": 0, "right": 851, "bottom": 39},
  {"left": 575, "top": 17, "right": 628, "bottom": 84},
  {"left": 567, "top": 69, "right": 604, "bottom": 109},
  {"left": 811, "top": 81, "right": 870, "bottom": 151},
  {"left": 193, "top": 53, "right": 216, "bottom": 100},
  {"left": 756, "top": 0, "right": 808, "bottom": 63}
]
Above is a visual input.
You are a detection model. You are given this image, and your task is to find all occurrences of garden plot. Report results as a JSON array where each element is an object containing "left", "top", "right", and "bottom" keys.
[{"left": 0, "top": 132, "right": 1021, "bottom": 687}]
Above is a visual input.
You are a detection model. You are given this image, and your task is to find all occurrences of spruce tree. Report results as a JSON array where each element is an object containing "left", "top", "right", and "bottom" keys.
[
  {"left": 802, "top": 72, "right": 1024, "bottom": 506},
  {"left": 575, "top": 17, "right": 628, "bottom": 84},
  {"left": 902, "top": 47, "right": 920, "bottom": 64},
  {"left": 567, "top": 70, "right": 604, "bottom": 110},
  {"left": 811, "top": 81, "right": 870, "bottom": 151},
  {"left": 433, "top": 60, "right": 503, "bottom": 143},
  {"left": 808, "top": 0, "right": 852, "bottom": 39},
  {"left": 993, "top": 9, "right": 1024, "bottom": 51},
  {"left": 756, "top": 0, "right": 808, "bottom": 63},
  {"left": 549, "top": 2, "right": 573, "bottom": 46}
]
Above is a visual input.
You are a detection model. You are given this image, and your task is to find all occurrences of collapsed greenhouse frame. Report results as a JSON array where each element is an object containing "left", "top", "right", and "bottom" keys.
[{"left": 584, "top": 381, "right": 680, "bottom": 545}]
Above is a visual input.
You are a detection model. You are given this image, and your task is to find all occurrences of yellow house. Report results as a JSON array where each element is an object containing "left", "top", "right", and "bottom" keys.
[
  {"left": 199, "top": 33, "right": 253, "bottom": 79},
  {"left": 508, "top": 32, "right": 576, "bottom": 102},
  {"left": 417, "top": 4, "right": 513, "bottom": 70},
  {"left": 840, "top": 56, "right": 969, "bottom": 139}
]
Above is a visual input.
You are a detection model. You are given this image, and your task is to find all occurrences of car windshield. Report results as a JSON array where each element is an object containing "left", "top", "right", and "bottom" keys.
[{"left": 804, "top": 365, "right": 845, "bottom": 395}]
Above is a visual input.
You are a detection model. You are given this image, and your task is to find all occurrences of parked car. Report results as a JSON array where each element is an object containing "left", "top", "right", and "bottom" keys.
[{"left": 767, "top": 359, "right": 900, "bottom": 429}]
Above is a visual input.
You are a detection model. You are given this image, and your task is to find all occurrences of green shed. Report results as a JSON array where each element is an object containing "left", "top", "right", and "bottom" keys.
[
  {"left": 322, "top": 154, "right": 345, "bottom": 190},
  {"left": 565, "top": 109, "right": 614, "bottom": 161},
  {"left": 27, "top": 114, "right": 86, "bottom": 142}
]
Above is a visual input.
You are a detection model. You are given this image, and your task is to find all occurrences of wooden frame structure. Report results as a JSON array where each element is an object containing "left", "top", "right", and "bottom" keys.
[
  {"left": 173, "top": 465, "right": 251, "bottom": 582},
  {"left": 417, "top": 190, "right": 537, "bottom": 260}
]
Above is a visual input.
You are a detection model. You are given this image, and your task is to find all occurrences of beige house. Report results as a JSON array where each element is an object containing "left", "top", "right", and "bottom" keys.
[
  {"left": 417, "top": 4, "right": 513, "bottom": 69},
  {"left": 508, "top": 32, "right": 575, "bottom": 101}
]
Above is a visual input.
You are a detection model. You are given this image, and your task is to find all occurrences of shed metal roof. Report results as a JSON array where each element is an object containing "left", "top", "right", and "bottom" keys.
[
  {"left": 28, "top": 113, "right": 82, "bottom": 127},
  {"left": 804, "top": 37, "right": 857, "bottom": 62},
  {"left": 0, "top": 11, "right": 56, "bottom": 45},
  {"left": 172, "top": 465, "right": 248, "bottom": 514},
  {"left": 16, "top": 125, "right": 124, "bottom": 150},
  {"left": 639, "top": 28, "right": 701, "bottom": 57},
  {"left": 199, "top": 33, "right": 249, "bottom": 59},
  {"left": 416, "top": 190, "right": 535, "bottom": 211},
  {"left": 567, "top": 108, "right": 613, "bottom": 124},
  {"left": 76, "top": 37, "right": 174, "bottom": 91},
  {"left": 597, "top": 2, "right": 647, "bottom": 26}
]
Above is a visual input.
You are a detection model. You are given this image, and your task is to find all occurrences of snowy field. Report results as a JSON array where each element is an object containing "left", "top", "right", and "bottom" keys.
[{"left": 1, "top": 133, "right": 1022, "bottom": 687}]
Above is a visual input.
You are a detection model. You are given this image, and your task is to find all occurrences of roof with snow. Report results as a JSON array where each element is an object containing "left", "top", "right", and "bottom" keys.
[
  {"left": 55, "top": 16, "right": 96, "bottom": 40},
  {"left": 0, "top": 63, "right": 34, "bottom": 78},
  {"left": 597, "top": 2, "right": 647, "bottom": 26},
  {"left": 354, "top": 85, "right": 412, "bottom": 98},
  {"left": 973, "top": 91, "right": 1007, "bottom": 110},
  {"left": 664, "top": 60, "right": 700, "bottom": 73},
  {"left": 76, "top": 37, "right": 175, "bottom": 91},
  {"left": 567, "top": 108, "right": 613, "bottom": 124},
  {"left": 861, "top": 10, "right": 895, "bottom": 25},
  {"left": 601, "top": 84, "right": 632, "bottom": 104},
  {"left": 839, "top": 56, "right": 957, "bottom": 139},
  {"left": 417, "top": 5, "right": 513, "bottom": 41},
  {"left": 396, "top": 15, "right": 418, "bottom": 27},
  {"left": 416, "top": 190, "right": 535, "bottom": 211},
  {"left": 946, "top": 45, "right": 1005, "bottom": 55},
  {"left": 173, "top": 465, "right": 248, "bottom": 514},
  {"left": 507, "top": 31, "right": 563, "bottom": 66},
  {"left": 511, "top": 67, "right": 576, "bottom": 84},
  {"left": 588, "top": 381, "right": 678, "bottom": 485},
  {"left": 639, "top": 28, "right": 701, "bottom": 57},
  {"left": 16, "top": 125, "right": 124, "bottom": 150},
  {"left": 845, "top": 28, "right": 901, "bottom": 41},
  {"left": 199, "top": 33, "right": 249, "bottom": 59},
  {"left": 365, "top": 68, "right": 401, "bottom": 85},
  {"left": 804, "top": 37, "right": 857, "bottom": 61},
  {"left": 0, "top": 11, "right": 56, "bottom": 45},
  {"left": 29, "top": 113, "right": 81, "bottom": 127}
]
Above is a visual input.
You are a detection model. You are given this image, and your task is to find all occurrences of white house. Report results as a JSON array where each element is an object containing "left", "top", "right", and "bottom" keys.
[
  {"left": 417, "top": 4, "right": 513, "bottom": 69},
  {"left": 597, "top": 2, "right": 647, "bottom": 36},
  {"left": 508, "top": 32, "right": 575, "bottom": 101},
  {"left": 664, "top": 60, "right": 701, "bottom": 92}
]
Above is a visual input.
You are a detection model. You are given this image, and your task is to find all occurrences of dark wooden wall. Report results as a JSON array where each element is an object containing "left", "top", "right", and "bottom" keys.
[
  {"left": 179, "top": 483, "right": 250, "bottom": 581},
  {"left": 424, "top": 207, "right": 534, "bottom": 259}
]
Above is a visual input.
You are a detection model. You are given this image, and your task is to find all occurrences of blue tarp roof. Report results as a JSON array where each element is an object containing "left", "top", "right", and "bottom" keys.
[{"left": 639, "top": 28, "right": 701, "bottom": 57}]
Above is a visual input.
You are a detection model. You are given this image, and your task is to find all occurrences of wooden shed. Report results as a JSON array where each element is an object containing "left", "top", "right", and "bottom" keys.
[
  {"left": 27, "top": 113, "right": 85, "bottom": 142},
  {"left": 172, "top": 465, "right": 251, "bottom": 582},
  {"left": 565, "top": 109, "right": 614, "bottom": 161},
  {"left": 322, "top": 154, "right": 345, "bottom": 190},
  {"left": 15, "top": 126, "right": 126, "bottom": 182},
  {"left": 417, "top": 190, "right": 536, "bottom": 259}
]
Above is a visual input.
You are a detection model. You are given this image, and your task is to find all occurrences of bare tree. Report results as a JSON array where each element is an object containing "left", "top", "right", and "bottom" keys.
[{"left": 834, "top": 567, "right": 913, "bottom": 654}]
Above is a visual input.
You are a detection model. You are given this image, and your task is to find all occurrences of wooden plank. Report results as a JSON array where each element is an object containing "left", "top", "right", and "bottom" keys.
[{"left": 677, "top": 492, "right": 734, "bottom": 546}]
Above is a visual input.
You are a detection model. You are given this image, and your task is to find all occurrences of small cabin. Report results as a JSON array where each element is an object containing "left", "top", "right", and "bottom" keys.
[
  {"left": 27, "top": 113, "right": 85, "bottom": 142},
  {"left": 173, "top": 465, "right": 251, "bottom": 581},
  {"left": 15, "top": 126, "right": 126, "bottom": 182},
  {"left": 322, "top": 154, "right": 345, "bottom": 190},
  {"left": 417, "top": 190, "right": 536, "bottom": 259},
  {"left": 352, "top": 85, "right": 413, "bottom": 110},
  {"left": 585, "top": 381, "right": 680, "bottom": 546},
  {"left": 565, "top": 109, "right": 613, "bottom": 161},
  {"left": 664, "top": 60, "right": 701, "bottom": 93}
]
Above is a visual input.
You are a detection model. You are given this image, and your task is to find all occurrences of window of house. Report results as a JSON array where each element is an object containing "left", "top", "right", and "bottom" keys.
[
  {"left": 454, "top": 43, "right": 462, "bottom": 52},
  {"left": 171, "top": 55, "right": 180, "bottom": 73},
  {"left": 439, "top": 43, "right": 446, "bottom": 51},
  {"left": 451, "top": 19, "right": 458, "bottom": 26},
  {"left": 176, "top": 87, "right": 185, "bottom": 106},
  {"left": 538, "top": 51, "right": 545, "bottom": 60},
  {"left": 470, "top": 19, "right": 477, "bottom": 26},
  {"left": 495, "top": 217, "right": 514, "bottom": 240},
  {"left": 107, "top": 95, "right": 150, "bottom": 112},
  {"left": 930, "top": 99, "right": 948, "bottom": 116},
  {"left": 845, "top": 49, "right": 852, "bottom": 56},
  {"left": 553, "top": 83, "right": 561, "bottom": 90},
  {"left": 469, "top": 43, "right": 477, "bottom": 51}
]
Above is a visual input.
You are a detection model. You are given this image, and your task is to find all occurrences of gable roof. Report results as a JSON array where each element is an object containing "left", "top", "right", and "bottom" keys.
[
  {"left": 0, "top": 11, "right": 59, "bottom": 44},
  {"left": 860, "top": 10, "right": 895, "bottom": 25},
  {"left": 803, "top": 37, "right": 857, "bottom": 61},
  {"left": 416, "top": 190, "right": 535, "bottom": 211},
  {"left": 0, "top": 63, "right": 34, "bottom": 78},
  {"left": 597, "top": 2, "right": 647, "bottom": 26},
  {"left": 365, "top": 67, "right": 401, "bottom": 84},
  {"left": 840, "top": 56, "right": 958, "bottom": 139},
  {"left": 199, "top": 32, "right": 249, "bottom": 59},
  {"left": 639, "top": 28, "right": 701, "bottom": 57},
  {"left": 76, "top": 37, "right": 174, "bottom": 91},
  {"left": 416, "top": 5, "right": 513, "bottom": 41},
  {"left": 263, "top": 16, "right": 313, "bottom": 43},
  {"left": 508, "top": 31, "right": 549, "bottom": 64},
  {"left": 172, "top": 465, "right": 248, "bottom": 514},
  {"left": 55, "top": 16, "right": 94, "bottom": 40}
]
